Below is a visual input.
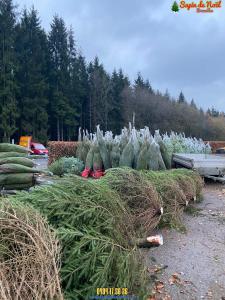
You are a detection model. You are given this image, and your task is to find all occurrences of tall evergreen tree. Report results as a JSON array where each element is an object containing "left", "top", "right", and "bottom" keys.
[
  {"left": 134, "top": 72, "right": 152, "bottom": 92},
  {"left": 208, "top": 107, "right": 219, "bottom": 117},
  {"left": 65, "top": 26, "right": 78, "bottom": 140},
  {"left": 88, "top": 57, "right": 111, "bottom": 131},
  {"left": 134, "top": 72, "right": 145, "bottom": 89},
  {"left": 48, "top": 15, "right": 70, "bottom": 141},
  {"left": 0, "top": 0, "right": 18, "bottom": 142},
  {"left": 164, "top": 89, "right": 170, "bottom": 101},
  {"left": 110, "top": 69, "right": 129, "bottom": 133},
  {"left": 66, "top": 28, "right": 89, "bottom": 138},
  {"left": 178, "top": 91, "right": 185, "bottom": 103},
  {"left": 190, "top": 99, "right": 197, "bottom": 109},
  {"left": 77, "top": 54, "right": 90, "bottom": 132},
  {"left": 144, "top": 79, "right": 153, "bottom": 94},
  {"left": 15, "top": 7, "right": 49, "bottom": 142}
]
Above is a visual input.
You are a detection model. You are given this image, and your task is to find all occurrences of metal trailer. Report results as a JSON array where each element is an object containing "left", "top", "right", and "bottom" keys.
[{"left": 172, "top": 153, "right": 225, "bottom": 182}]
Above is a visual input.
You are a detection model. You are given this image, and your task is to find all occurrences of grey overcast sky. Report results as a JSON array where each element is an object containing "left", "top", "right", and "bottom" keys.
[{"left": 17, "top": 0, "right": 225, "bottom": 111}]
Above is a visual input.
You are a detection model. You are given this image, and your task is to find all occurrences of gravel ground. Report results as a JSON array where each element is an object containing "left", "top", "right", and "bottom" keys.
[
  {"left": 146, "top": 182, "right": 225, "bottom": 300},
  {"left": 31, "top": 157, "right": 48, "bottom": 170}
]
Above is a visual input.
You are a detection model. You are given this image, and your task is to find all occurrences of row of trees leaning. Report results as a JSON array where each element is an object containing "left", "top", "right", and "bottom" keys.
[{"left": 0, "top": 0, "right": 225, "bottom": 143}]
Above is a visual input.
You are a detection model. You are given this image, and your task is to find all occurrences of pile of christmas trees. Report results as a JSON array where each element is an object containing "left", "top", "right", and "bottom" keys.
[
  {"left": 0, "top": 143, "right": 41, "bottom": 191},
  {"left": 75, "top": 124, "right": 211, "bottom": 177},
  {"left": 13, "top": 167, "right": 203, "bottom": 298}
]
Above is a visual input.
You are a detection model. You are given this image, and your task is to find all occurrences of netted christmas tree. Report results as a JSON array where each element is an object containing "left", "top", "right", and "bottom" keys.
[{"left": 71, "top": 124, "right": 212, "bottom": 176}]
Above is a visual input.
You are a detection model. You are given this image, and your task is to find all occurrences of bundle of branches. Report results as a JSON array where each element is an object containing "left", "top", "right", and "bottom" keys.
[
  {"left": 0, "top": 199, "right": 62, "bottom": 300},
  {"left": 100, "top": 167, "right": 163, "bottom": 235},
  {"left": 167, "top": 169, "right": 204, "bottom": 200},
  {"left": 13, "top": 177, "right": 148, "bottom": 299},
  {"left": 141, "top": 171, "right": 187, "bottom": 227},
  {"left": 141, "top": 170, "right": 203, "bottom": 227}
]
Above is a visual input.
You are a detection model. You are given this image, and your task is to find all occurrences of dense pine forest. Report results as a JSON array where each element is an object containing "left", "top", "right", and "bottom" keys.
[{"left": 0, "top": 0, "right": 225, "bottom": 143}]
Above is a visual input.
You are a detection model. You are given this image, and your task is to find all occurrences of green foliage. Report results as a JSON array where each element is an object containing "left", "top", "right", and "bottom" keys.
[
  {"left": 108, "top": 69, "right": 129, "bottom": 133},
  {"left": 141, "top": 169, "right": 203, "bottom": 228},
  {"left": 88, "top": 57, "right": 112, "bottom": 132},
  {"left": 61, "top": 157, "right": 84, "bottom": 175},
  {"left": 158, "top": 140, "right": 171, "bottom": 169},
  {"left": 148, "top": 141, "right": 160, "bottom": 171},
  {"left": 119, "top": 140, "right": 134, "bottom": 168},
  {"left": 15, "top": 8, "right": 49, "bottom": 143},
  {"left": 92, "top": 143, "right": 103, "bottom": 171},
  {"left": 85, "top": 147, "right": 94, "bottom": 169},
  {"left": 49, "top": 157, "right": 84, "bottom": 176},
  {"left": 6, "top": 167, "right": 203, "bottom": 298},
  {"left": 14, "top": 177, "right": 148, "bottom": 299},
  {"left": 166, "top": 168, "right": 204, "bottom": 198},
  {"left": 96, "top": 126, "right": 111, "bottom": 169},
  {"left": 101, "top": 167, "right": 162, "bottom": 235},
  {"left": 76, "top": 141, "right": 90, "bottom": 164},
  {"left": 110, "top": 143, "right": 120, "bottom": 168},
  {"left": 0, "top": 0, "right": 18, "bottom": 141},
  {"left": 48, "top": 159, "right": 65, "bottom": 176},
  {"left": 48, "top": 16, "right": 72, "bottom": 141},
  {"left": 76, "top": 126, "right": 210, "bottom": 173},
  {"left": 137, "top": 142, "right": 149, "bottom": 170}
]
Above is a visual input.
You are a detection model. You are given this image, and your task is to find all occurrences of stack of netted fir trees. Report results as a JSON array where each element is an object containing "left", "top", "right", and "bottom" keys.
[
  {"left": 0, "top": 143, "right": 43, "bottom": 191},
  {"left": 12, "top": 166, "right": 204, "bottom": 299},
  {"left": 76, "top": 124, "right": 211, "bottom": 176}
]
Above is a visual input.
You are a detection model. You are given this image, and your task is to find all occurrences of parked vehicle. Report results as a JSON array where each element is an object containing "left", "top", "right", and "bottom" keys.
[
  {"left": 19, "top": 136, "right": 48, "bottom": 155},
  {"left": 216, "top": 147, "right": 225, "bottom": 154},
  {"left": 30, "top": 142, "right": 48, "bottom": 155}
]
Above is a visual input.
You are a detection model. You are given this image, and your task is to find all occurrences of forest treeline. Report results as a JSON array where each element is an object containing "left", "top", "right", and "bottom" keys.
[{"left": 0, "top": 0, "right": 225, "bottom": 143}]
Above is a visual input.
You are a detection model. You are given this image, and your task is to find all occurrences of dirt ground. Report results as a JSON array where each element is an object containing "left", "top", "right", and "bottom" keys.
[{"left": 146, "top": 182, "right": 225, "bottom": 300}]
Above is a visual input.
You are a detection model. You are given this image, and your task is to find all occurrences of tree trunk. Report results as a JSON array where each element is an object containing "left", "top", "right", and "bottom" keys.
[
  {"left": 3, "top": 131, "right": 9, "bottom": 143},
  {"left": 61, "top": 119, "right": 64, "bottom": 141},
  {"left": 67, "top": 127, "right": 70, "bottom": 142},
  {"left": 57, "top": 118, "right": 60, "bottom": 141},
  {"left": 89, "top": 96, "right": 92, "bottom": 132}
]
